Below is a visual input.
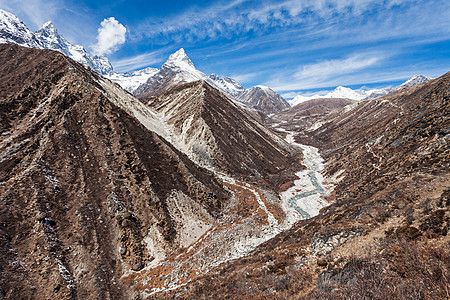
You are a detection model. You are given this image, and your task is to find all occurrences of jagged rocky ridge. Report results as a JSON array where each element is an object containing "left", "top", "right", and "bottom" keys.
[
  {"left": 132, "top": 48, "right": 290, "bottom": 114},
  {"left": 143, "top": 80, "right": 299, "bottom": 189},
  {"left": 0, "top": 9, "right": 113, "bottom": 75},
  {"left": 238, "top": 85, "right": 291, "bottom": 114},
  {"left": 208, "top": 73, "right": 245, "bottom": 97}
]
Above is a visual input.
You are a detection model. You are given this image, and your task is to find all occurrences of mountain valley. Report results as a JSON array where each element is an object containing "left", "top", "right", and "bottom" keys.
[{"left": 0, "top": 7, "right": 449, "bottom": 300}]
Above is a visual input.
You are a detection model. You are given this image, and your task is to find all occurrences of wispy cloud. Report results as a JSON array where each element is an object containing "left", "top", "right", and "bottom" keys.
[
  {"left": 91, "top": 17, "right": 126, "bottom": 56},
  {"left": 267, "top": 52, "right": 386, "bottom": 91},
  {"left": 228, "top": 71, "right": 262, "bottom": 84},
  {"left": 295, "top": 54, "right": 382, "bottom": 81},
  {"left": 110, "top": 47, "right": 175, "bottom": 72},
  {"left": 130, "top": 0, "right": 422, "bottom": 43},
  {"left": 270, "top": 66, "right": 447, "bottom": 93},
  {"left": 111, "top": 53, "right": 160, "bottom": 72}
]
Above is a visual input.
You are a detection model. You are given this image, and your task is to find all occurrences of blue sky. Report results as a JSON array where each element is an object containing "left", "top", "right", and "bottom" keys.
[{"left": 1, "top": 0, "right": 449, "bottom": 98}]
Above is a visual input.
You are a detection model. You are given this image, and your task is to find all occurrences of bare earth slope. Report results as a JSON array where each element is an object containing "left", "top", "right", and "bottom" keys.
[
  {"left": 157, "top": 72, "right": 450, "bottom": 299},
  {"left": 144, "top": 80, "right": 300, "bottom": 191},
  {"left": 0, "top": 44, "right": 229, "bottom": 299},
  {"left": 268, "top": 97, "right": 353, "bottom": 136},
  {"left": 238, "top": 85, "right": 290, "bottom": 114}
]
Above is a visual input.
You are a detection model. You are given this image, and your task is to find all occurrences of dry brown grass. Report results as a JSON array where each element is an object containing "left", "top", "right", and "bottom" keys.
[{"left": 309, "top": 239, "right": 450, "bottom": 300}]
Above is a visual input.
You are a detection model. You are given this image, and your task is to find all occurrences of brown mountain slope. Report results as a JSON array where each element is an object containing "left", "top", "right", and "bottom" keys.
[
  {"left": 277, "top": 97, "right": 353, "bottom": 122},
  {"left": 157, "top": 72, "right": 450, "bottom": 299},
  {"left": 144, "top": 80, "right": 301, "bottom": 191},
  {"left": 0, "top": 44, "right": 230, "bottom": 299},
  {"left": 268, "top": 97, "right": 354, "bottom": 136},
  {"left": 237, "top": 85, "right": 290, "bottom": 114}
]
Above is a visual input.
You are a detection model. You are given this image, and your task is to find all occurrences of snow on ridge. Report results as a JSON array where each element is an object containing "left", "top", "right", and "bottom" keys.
[
  {"left": 107, "top": 67, "right": 159, "bottom": 93},
  {"left": 0, "top": 9, "right": 113, "bottom": 75},
  {"left": 325, "top": 86, "right": 367, "bottom": 100},
  {"left": 288, "top": 75, "right": 432, "bottom": 106},
  {"left": 0, "top": 9, "right": 42, "bottom": 48}
]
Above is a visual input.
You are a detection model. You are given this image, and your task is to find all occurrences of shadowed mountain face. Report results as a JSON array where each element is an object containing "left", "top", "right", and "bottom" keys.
[
  {"left": 144, "top": 80, "right": 300, "bottom": 191},
  {"left": 237, "top": 85, "right": 290, "bottom": 114},
  {"left": 0, "top": 44, "right": 229, "bottom": 299},
  {"left": 156, "top": 72, "right": 450, "bottom": 299}
]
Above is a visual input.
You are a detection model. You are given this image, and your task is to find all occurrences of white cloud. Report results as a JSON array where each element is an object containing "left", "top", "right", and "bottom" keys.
[
  {"left": 280, "top": 91, "right": 300, "bottom": 99},
  {"left": 111, "top": 51, "right": 163, "bottom": 72},
  {"left": 131, "top": 0, "right": 423, "bottom": 43},
  {"left": 92, "top": 17, "right": 126, "bottom": 56},
  {"left": 229, "top": 71, "right": 261, "bottom": 84},
  {"left": 267, "top": 53, "right": 385, "bottom": 91},
  {"left": 295, "top": 54, "right": 381, "bottom": 81}
]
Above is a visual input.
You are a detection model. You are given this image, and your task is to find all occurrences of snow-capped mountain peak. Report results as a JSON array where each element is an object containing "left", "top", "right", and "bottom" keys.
[
  {"left": 0, "top": 9, "right": 113, "bottom": 75},
  {"left": 209, "top": 74, "right": 245, "bottom": 97},
  {"left": 35, "top": 20, "right": 69, "bottom": 51},
  {"left": 41, "top": 21, "right": 55, "bottom": 30},
  {"left": 34, "top": 22, "right": 114, "bottom": 75},
  {"left": 288, "top": 74, "right": 432, "bottom": 106},
  {"left": 399, "top": 75, "right": 431, "bottom": 89},
  {"left": 132, "top": 48, "right": 288, "bottom": 113},
  {"left": 0, "top": 9, "right": 42, "bottom": 48},
  {"left": 209, "top": 73, "right": 220, "bottom": 81},
  {"left": 325, "top": 86, "right": 367, "bottom": 100},
  {"left": 107, "top": 67, "right": 159, "bottom": 93},
  {"left": 164, "top": 48, "right": 194, "bottom": 67}
]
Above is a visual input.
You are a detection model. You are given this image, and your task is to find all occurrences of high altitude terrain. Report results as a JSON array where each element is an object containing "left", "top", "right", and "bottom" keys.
[
  {"left": 159, "top": 72, "right": 450, "bottom": 299},
  {"left": 0, "top": 44, "right": 303, "bottom": 298},
  {"left": 0, "top": 8, "right": 448, "bottom": 300}
]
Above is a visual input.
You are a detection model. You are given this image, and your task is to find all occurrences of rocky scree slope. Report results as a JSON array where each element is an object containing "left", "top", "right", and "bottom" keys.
[
  {"left": 237, "top": 85, "right": 290, "bottom": 114},
  {"left": 143, "top": 80, "right": 301, "bottom": 191},
  {"left": 0, "top": 44, "right": 230, "bottom": 299},
  {"left": 156, "top": 72, "right": 450, "bottom": 299}
]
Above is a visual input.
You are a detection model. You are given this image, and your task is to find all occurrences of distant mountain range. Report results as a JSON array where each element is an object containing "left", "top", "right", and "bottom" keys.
[
  {"left": 0, "top": 8, "right": 431, "bottom": 114},
  {"left": 0, "top": 9, "right": 289, "bottom": 114},
  {"left": 0, "top": 9, "right": 113, "bottom": 75},
  {"left": 289, "top": 75, "right": 431, "bottom": 106},
  {"left": 131, "top": 48, "right": 290, "bottom": 114}
]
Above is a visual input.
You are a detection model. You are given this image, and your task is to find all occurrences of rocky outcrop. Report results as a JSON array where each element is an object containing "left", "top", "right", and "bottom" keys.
[
  {"left": 0, "top": 44, "right": 228, "bottom": 299},
  {"left": 238, "top": 85, "right": 290, "bottom": 114},
  {"left": 144, "top": 80, "right": 300, "bottom": 190}
]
